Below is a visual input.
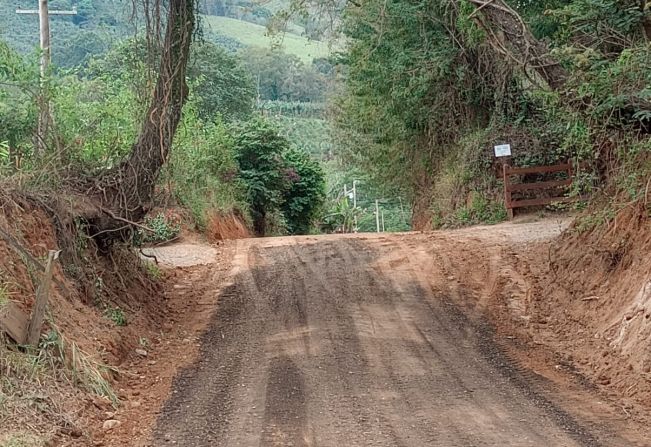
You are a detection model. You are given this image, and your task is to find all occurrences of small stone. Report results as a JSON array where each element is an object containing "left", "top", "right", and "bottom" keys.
[
  {"left": 135, "top": 349, "right": 148, "bottom": 357},
  {"left": 102, "top": 420, "right": 121, "bottom": 431}
]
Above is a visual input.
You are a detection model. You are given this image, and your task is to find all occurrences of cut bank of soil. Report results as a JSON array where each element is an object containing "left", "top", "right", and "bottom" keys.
[{"left": 149, "top": 225, "right": 650, "bottom": 446}]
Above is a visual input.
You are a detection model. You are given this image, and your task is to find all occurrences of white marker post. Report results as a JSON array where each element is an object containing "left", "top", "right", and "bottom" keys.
[{"left": 375, "top": 200, "right": 380, "bottom": 233}]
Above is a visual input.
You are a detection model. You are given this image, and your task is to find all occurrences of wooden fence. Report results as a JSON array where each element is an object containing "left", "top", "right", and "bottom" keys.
[{"left": 503, "top": 162, "right": 576, "bottom": 219}]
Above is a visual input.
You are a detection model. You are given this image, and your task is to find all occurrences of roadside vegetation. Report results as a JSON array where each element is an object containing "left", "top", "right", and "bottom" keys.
[{"left": 334, "top": 0, "right": 651, "bottom": 228}]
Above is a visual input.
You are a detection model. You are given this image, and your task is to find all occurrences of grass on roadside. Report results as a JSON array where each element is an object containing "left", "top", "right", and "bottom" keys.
[
  {"left": 0, "top": 283, "right": 9, "bottom": 309},
  {"left": 0, "top": 433, "right": 46, "bottom": 447}
]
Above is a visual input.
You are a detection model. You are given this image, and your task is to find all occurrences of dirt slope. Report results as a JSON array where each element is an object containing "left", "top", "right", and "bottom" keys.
[{"left": 149, "top": 226, "right": 649, "bottom": 446}]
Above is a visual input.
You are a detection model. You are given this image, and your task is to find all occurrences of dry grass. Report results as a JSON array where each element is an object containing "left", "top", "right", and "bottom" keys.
[
  {"left": 0, "top": 283, "right": 8, "bottom": 309},
  {"left": 0, "top": 433, "right": 45, "bottom": 447},
  {"left": 0, "top": 327, "right": 118, "bottom": 444}
]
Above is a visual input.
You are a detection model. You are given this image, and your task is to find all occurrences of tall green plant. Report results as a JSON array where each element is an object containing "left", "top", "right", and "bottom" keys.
[
  {"left": 233, "top": 117, "right": 291, "bottom": 235},
  {"left": 166, "top": 106, "right": 246, "bottom": 229},
  {"left": 281, "top": 147, "right": 326, "bottom": 234}
]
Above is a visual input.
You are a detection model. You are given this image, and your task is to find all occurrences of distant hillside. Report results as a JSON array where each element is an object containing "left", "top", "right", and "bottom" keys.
[
  {"left": 0, "top": 1, "right": 330, "bottom": 67},
  {"left": 0, "top": 0, "right": 130, "bottom": 66},
  {"left": 202, "top": 15, "right": 330, "bottom": 63}
]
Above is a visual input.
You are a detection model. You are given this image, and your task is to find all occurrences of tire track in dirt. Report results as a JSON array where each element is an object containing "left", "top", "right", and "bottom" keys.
[{"left": 152, "top": 234, "right": 640, "bottom": 446}]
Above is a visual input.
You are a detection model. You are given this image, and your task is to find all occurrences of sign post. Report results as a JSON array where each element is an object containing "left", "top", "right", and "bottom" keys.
[{"left": 495, "top": 143, "right": 513, "bottom": 219}]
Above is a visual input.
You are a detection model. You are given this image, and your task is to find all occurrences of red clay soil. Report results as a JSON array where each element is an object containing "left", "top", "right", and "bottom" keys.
[
  {"left": 405, "top": 211, "right": 651, "bottom": 435},
  {"left": 523, "top": 206, "right": 651, "bottom": 419},
  {"left": 205, "top": 210, "right": 251, "bottom": 242},
  {"left": 0, "top": 197, "right": 234, "bottom": 446},
  {"left": 98, "top": 244, "right": 236, "bottom": 447}
]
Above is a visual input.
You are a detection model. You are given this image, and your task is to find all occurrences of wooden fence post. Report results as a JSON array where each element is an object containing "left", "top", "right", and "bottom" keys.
[
  {"left": 26, "top": 250, "right": 60, "bottom": 347},
  {"left": 503, "top": 164, "right": 514, "bottom": 219}
]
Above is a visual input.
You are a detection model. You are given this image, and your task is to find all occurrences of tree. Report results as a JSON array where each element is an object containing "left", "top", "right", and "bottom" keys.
[
  {"left": 187, "top": 42, "right": 256, "bottom": 121},
  {"left": 0, "top": 41, "right": 39, "bottom": 168},
  {"left": 233, "top": 117, "right": 290, "bottom": 235},
  {"left": 282, "top": 147, "right": 325, "bottom": 234},
  {"left": 464, "top": 0, "right": 568, "bottom": 90},
  {"left": 239, "top": 47, "right": 328, "bottom": 102},
  {"left": 83, "top": 0, "right": 195, "bottom": 240},
  {"left": 232, "top": 116, "right": 326, "bottom": 235},
  {"left": 55, "top": 30, "right": 111, "bottom": 68},
  {"left": 336, "top": 0, "right": 510, "bottom": 226}
]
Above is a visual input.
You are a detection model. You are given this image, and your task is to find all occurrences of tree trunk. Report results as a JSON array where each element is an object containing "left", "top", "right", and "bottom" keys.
[
  {"left": 466, "top": 0, "right": 568, "bottom": 91},
  {"left": 642, "top": 0, "right": 651, "bottom": 41},
  {"left": 88, "top": 0, "right": 195, "bottom": 236}
]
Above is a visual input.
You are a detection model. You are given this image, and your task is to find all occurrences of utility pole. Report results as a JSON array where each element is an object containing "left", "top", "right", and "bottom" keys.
[
  {"left": 375, "top": 199, "right": 380, "bottom": 233},
  {"left": 16, "top": 2, "right": 77, "bottom": 155},
  {"left": 352, "top": 180, "right": 358, "bottom": 232}
]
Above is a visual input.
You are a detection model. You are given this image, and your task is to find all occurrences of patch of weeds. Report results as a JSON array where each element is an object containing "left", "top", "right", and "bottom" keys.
[
  {"left": 574, "top": 206, "right": 616, "bottom": 234},
  {"left": 444, "top": 193, "right": 507, "bottom": 227},
  {"left": 454, "top": 207, "right": 472, "bottom": 226},
  {"left": 34, "top": 329, "right": 119, "bottom": 405},
  {"left": 138, "top": 337, "right": 150, "bottom": 348},
  {"left": 0, "top": 433, "right": 45, "bottom": 447},
  {"left": 138, "top": 212, "right": 181, "bottom": 244},
  {"left": 144, "top": 262, "right": 162, "bottom": 280},
  {"left": 69, "top": 342, "right": 119, "bottom": 406},
  {"left": 1, "top": 337, "right": 44, "bottom": 380},
  {"left": 62, "top": 263, "right": 81, "bottom": 280},
  {"left": 94, "top": 276, "right": 104, "bottom": 294},
  {"left": 469, "top": 193, "right": 507, "bottom": 224},
  {"left": 104, "top": 306, "right": 127, "bottom": 327},
  {"left": 0, "top": 283, "right": 8, "bottom": 309}
]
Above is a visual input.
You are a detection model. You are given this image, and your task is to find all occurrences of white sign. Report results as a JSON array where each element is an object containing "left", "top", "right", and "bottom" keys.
[{"left": 494, "top": 144, "right": 512, "bottom": 157}]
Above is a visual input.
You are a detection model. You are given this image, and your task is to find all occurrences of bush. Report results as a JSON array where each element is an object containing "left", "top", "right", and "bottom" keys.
[
  {"left": 164, "top": 107, "right": 249, "bottom": 231},
  {"left": 233, "top": 116, "right": 326, "bottom": 235},
  {"left": 104, "top": 306, "right": 127, "bottom": 327},
  {"left": 139, "top": 212, "right": 181, "bottom": 244}
]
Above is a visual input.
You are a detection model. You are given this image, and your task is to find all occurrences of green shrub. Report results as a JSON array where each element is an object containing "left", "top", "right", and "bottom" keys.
[
  {"left": 139, "top": 212, "right": 181, "bottom": 244},
  {"left": 144, "top": 262, "right": 162, "bottom": 281},
  {"left": 104, "top": 306, "right": 127, "bottom": 327},
  {"left": 164, "top": 109, "right": 248, "bottom": 231}
]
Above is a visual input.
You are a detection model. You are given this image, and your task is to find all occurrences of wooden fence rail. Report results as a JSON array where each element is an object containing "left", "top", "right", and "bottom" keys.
[{"left": 503, "top": 162, "right": 576, "bottom": 219}]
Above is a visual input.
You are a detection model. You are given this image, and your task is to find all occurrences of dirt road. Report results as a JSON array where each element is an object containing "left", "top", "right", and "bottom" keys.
[{"left": 151, "top": 227, "right": 643, "bottom": 446}]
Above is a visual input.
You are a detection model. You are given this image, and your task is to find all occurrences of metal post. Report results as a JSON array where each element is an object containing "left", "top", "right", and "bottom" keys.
[
  {"left": 352, "top": 180, "right": 358, "bottom": 232},
  {"left": 375, "top": 200, "right": 380, "bottom": 233},
  {"left": 352, "top": 180, "right": 357, "bottom": 208},
  {"left": 381, "top": 210, "right": 385, "bottom": 232}
]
